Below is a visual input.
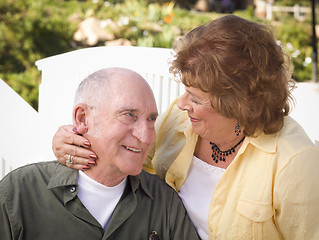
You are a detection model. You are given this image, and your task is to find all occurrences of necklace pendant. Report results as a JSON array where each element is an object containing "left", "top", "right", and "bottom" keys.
[{"left": 209, "top": 137, "right": 245, "bottom": 163}]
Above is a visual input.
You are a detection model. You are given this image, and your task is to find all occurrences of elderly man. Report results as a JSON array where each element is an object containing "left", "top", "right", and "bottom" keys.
[{"left": 0, "top": 68, "right": 199, "bottom": 240}]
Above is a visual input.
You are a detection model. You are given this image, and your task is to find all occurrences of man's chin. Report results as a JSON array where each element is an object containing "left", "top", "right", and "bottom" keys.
[
  {"left": 130, "top": 169, "right": 143, "bottom": 176},
  {"left": 126, "top": 166, "right": 143, "bottom": 176}
]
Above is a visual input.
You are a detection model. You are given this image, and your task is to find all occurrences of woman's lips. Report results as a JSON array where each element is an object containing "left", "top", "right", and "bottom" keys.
[{"left": 189, "top": 115, "right": 199, "bottom": 122}]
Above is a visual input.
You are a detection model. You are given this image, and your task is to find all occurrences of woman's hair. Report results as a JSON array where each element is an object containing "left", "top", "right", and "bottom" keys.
[{"left": 170, "top": 14, "right": 295, "bottom": 137}]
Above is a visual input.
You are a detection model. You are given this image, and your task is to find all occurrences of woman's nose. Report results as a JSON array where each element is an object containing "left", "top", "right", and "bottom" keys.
[{"left": 177, "top": 92, "right": 190, "bottom": 111}]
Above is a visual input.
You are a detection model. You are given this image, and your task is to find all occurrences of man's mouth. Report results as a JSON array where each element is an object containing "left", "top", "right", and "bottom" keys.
[{"left": 123, "top": 145, "right": 142, "bottom": 153}]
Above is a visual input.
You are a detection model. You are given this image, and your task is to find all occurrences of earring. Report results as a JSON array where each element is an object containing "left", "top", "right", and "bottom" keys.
[{"left": 235, "top": 123, "right": 241, "bottom": 136}]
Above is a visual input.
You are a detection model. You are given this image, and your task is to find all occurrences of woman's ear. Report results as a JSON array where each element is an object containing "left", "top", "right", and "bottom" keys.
[{"left": 73, "top": 103, "right": 89, "bottom": 135}]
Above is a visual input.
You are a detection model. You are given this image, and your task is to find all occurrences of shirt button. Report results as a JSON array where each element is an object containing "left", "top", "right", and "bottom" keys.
[
  {"left": 70, "top": 186, "right": 76, "bottom": 193},
  {"left": 253, "top": 210, "right": 260, "bottom": 217}
]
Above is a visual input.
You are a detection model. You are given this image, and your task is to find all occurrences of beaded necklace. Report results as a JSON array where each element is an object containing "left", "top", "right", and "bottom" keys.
[{"left": 209, "top": 137, "right": 245, "bottom": 163}]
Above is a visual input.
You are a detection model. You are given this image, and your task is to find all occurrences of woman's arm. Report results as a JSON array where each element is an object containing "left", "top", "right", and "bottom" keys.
[{"left": 52, "top": 125, "right": 97, "bottom": 170}]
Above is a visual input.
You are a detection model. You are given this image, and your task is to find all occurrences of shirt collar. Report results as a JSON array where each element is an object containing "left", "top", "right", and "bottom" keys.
[
  {"left": 170, "top": 106, "right": 278, "bottom": 155},
  {"left": 47, "top": 163, "right": 78, "bottom": 189},
  {"left": 46, "top": 163, "right": 79, "bottom": 206},
  {"left": 128, "top": 171, "right": 154, "bottom": 200},
  {"left": 48, "top": 164, "right": 154, "bottom": 200},
  {"left": 242, "top": 131, "right": 279, "bottom": 154},
  {"left": 173, "top": 106, "right": 192, "bottom": 133},
  {"left": 170, "top": 97, "right": 280, "bottom": 154}
]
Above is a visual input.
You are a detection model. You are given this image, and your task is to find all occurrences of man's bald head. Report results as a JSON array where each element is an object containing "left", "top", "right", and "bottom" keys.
[{"left": 74, "top": 67, "right": 154, "bottom": 110}]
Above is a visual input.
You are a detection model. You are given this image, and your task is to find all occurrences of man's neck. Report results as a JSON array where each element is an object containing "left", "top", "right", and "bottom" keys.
[{"left": 83, "top": 167, "right": 127, "bottom": 187}]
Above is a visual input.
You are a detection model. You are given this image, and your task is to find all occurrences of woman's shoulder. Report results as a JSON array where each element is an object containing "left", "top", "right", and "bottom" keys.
[
  {"left": 279, "top": 116, "right": 315, "bottom": 147},
  {"left": 244, "top": 116, "right": 318, "bottom": 163},
  {"left": 275, "top": 116, "right": 319, "bottom": 162}
]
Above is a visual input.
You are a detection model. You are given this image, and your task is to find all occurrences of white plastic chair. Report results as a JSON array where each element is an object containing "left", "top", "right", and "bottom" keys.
[{"left": 0, "top": 79, "right": 44, "bottom": 179}]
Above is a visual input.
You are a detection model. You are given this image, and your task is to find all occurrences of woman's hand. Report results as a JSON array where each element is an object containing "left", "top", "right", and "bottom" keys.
[{"left": 52, "top": 125, "right": 97, "bottom": 170}]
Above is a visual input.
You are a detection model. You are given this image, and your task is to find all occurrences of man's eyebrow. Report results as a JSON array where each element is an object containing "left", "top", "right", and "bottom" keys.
[
  {"left": 119, "top": 109, "right": 158, "bottom": 118},
  {"left": 149, "top": 112, "right": 159, "bottom": 119},
  {"left": 119, "top": 108, "right": 138, "bottom": 113}
]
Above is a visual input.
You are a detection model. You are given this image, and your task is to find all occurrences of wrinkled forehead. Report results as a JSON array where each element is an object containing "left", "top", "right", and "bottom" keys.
[{"left": 105, "top": 74, "right": 158, "bottom": 114}]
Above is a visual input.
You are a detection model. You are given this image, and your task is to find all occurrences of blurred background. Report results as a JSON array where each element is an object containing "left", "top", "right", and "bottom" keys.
[{"left": 0, "top": 0, "right": 318, "bottom": 111}]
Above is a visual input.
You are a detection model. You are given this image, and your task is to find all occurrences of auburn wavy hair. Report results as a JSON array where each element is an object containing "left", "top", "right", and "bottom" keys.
[{"left": 170, "top": 15, "right": 295, "bottom": 137}]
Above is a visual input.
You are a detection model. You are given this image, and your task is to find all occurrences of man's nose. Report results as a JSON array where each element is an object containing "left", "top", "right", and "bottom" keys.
[{"left": 132, "top": 122, "right": 155, "bottom": 145}]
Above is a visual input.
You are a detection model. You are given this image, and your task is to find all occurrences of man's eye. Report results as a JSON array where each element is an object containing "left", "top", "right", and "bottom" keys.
[
  {"left": 124, "top": 112, "right": 137, "bottom": 121},
  {"left": 117, "top": 112, "right": 137, "bottom": 125},
  {"left": 148, "top": 116, "right": 157, "bottom": 122}
]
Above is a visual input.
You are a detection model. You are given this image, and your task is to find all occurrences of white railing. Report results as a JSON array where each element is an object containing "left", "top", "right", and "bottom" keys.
[
  {"left": 1, "top": 46, "right": 319, "bottom": 180},
  {"left": 266, "top": 4, "right": 315, "bottom": 21}
]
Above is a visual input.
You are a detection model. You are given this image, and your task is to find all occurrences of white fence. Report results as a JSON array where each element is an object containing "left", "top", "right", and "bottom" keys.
[
  {"left": 265, "top": 4, "right": 316, "bottom": 21},
  {"left": 1, "top": 46, "right": 319, "bottom": 180}
]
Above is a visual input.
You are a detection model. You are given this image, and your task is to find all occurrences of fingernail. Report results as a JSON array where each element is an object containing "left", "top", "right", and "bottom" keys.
[
  {"left": 83, "top": 141, "right": 91, "bottom": 146},
  {"left": 88, "top": 160, "right": 96, "bottom": 164},
  {"left": 83, "top": 166, "right": 90, "bottom": 169},
  {"left": 73, "top": 127, "right": 77, "bottom": 133},
  {"left": 89, "top": 154, "right": 97, "bottom": 159}
]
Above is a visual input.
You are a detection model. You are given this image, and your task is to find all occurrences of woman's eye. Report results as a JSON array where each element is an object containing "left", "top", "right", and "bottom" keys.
[{"left": 191, "top": 98, "right": 199, "bottom": 104}]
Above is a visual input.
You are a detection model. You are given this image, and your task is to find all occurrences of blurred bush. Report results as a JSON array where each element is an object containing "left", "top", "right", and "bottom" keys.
[
  {"left": 0, "top": 0, "right": 317, "bottom": 110},
  {"left": 0, "top": 0, "right": 78, "bottom": 110},
  {"left": 275, "top": 19, "right": 313, "bottom": 81}
]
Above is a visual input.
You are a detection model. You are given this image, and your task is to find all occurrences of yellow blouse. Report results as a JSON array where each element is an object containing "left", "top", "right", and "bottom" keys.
[{"left": 144, "top": 98, "right": 319, "bottom": 239}]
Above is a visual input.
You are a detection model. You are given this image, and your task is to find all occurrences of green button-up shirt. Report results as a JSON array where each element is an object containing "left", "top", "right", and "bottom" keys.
[{"left": 0, "top": 161, "right": 199, "bottom": 240}]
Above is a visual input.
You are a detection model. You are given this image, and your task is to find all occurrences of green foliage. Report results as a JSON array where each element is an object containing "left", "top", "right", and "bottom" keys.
[
  {"left": 246, "top": 4, "right": 255, "bottom": 19},
  {"left": 274, "top": 18, "right": 313, "bottom": 81},
  {"left": 1, "top": 0, "right": 317, "bottom": 110},
  {"left": 235, "top": 8, "right": 316, "bottom": 82},
  {"left": 0, "top": 0, "right": 78, "bottom": 110},
  {"left": 142, "top": 0, "right": 198, "bottom": 10},
  {"left": 5, "top": 69, "right": 40, "bottom": 110}
]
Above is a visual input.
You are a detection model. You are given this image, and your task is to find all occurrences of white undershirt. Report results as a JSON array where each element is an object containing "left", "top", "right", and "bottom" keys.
[
  {"left": 178, "top": 156, "right": 226, "bottom": 240},
  {"left": 77, "top": 171, "right": 127, "bottom": 230}
]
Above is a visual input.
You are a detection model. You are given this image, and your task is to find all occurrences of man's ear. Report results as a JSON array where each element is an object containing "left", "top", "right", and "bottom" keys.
[{"left": 73, "top": 103, "right": 90, "bottom": 135}]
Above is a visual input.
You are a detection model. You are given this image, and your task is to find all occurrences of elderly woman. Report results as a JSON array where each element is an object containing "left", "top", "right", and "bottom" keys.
[{"left": 52, "top": 15, "right": 319, "bottom": 239}]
